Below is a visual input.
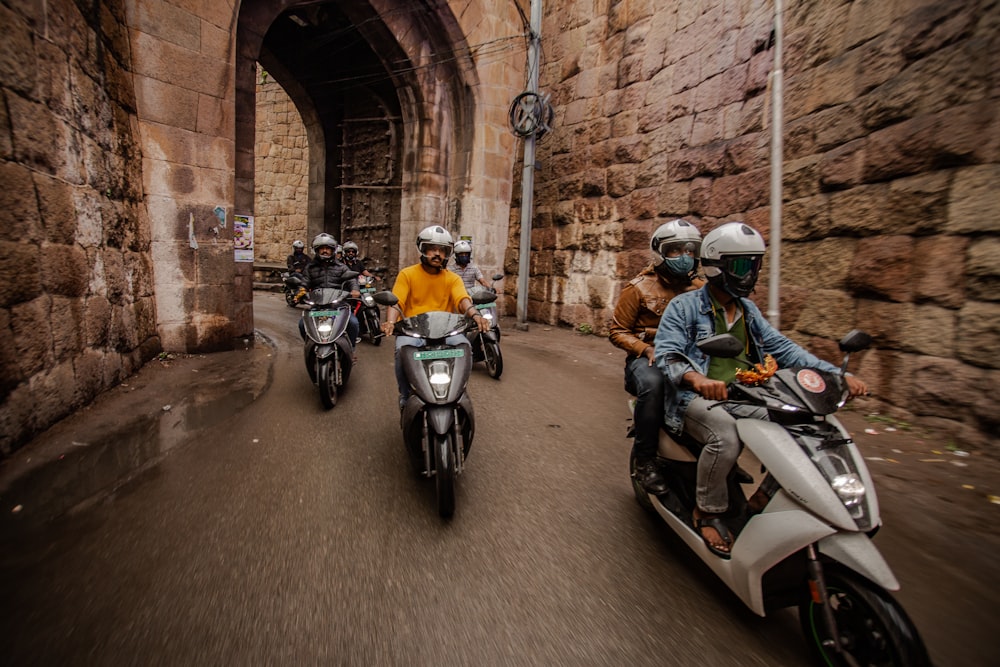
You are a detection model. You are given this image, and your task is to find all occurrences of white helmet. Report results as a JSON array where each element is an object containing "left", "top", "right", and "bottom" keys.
[
  {"left": 312, "top": 233, "right": 338, "bottom": 250},
  {"left": 454, "top": 240, "right": 472, "bottom": 254},
  {"left": 416, "top": 225, "right": 454, "bottom": 258},
  {"left": 650, "top": 219, "right": 701, "bottom": 278},
  {"left": 343, "top": 241, "right": 359, "bottom": 255},
  {"left": 700, "top": 222, "right": 766, "bottom": 297},
  {"left": 292, "top": 239, "right": 305, "bottom": 249}
]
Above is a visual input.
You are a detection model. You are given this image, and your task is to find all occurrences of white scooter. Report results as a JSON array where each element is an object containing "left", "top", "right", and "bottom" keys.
[{"left": 629, "top": 330, "right": 930, "bottom": 666}]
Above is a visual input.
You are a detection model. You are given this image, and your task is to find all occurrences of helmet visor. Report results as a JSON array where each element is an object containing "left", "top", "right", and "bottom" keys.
[
  {"left": 658, "top": 240, "right": 701, "bottom": 259},
  {"left": 725, "top": 255, "right": 762, "bottom": 278},
  {"left": 422, "top": 243, "right": 453, "bottom": 258}
]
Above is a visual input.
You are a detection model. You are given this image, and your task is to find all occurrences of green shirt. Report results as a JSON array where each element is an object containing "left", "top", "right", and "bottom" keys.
[{"left": 706, "top": 292, "right": 751, "bottom": 384}]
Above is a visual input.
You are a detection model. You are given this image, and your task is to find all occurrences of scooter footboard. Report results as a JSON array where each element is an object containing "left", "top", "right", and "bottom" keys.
[{"left": 817, "top": 531, "right": 899, "bottom": 592}]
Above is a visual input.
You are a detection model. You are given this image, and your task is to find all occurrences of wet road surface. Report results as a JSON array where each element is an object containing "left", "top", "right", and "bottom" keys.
[{"left": 1, "top": 291, "right": 996, "bottom": 665}]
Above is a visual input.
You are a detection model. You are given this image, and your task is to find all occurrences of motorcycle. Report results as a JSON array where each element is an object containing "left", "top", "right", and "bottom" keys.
[
  {"left": 467, "top": 273, "right": 505, "bottom": 379},
  {"left": 373, "top": 289, "right": 498, "bottom": 518},
  {"left": 357, "top": 274, "right": 383, "bottom": 346},
  {"left": 629, "top": 330, "right": 930, "bottom": 666},
  {"left": 299, "top": 273, "right": 359, "bottom": 409},
  {"left": 282, "top": 271, "right": 307, "bottom": 307}
]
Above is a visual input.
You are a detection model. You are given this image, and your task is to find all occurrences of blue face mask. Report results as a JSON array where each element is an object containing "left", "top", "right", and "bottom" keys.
[
  {"left": 455, "top": 254, "right": 471, "bottom": 266},
  {"left": 661, "top": 254, "right": 695, "bottom": 276}
]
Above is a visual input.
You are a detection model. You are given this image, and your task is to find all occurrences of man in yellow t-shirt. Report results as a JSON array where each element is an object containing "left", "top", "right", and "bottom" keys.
[{"left": 381, "top": 225, "right": 490, "bottom": 409}]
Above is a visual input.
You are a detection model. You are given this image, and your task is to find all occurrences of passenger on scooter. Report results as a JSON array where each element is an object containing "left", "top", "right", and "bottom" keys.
[
  {"left": 298, "top": 233, "right": 361, "bottom": 348},
  {"left": 286, "top": 239, "right": 310, "bottom": 274},
  {"left": 609, "top": 219, "right": 704, "bottom": 494},
  {"left": 450, "top": 240, "right": 493, "bottom": 292},
  {"left": 381, "top": 226, "right": 491, "bottom": 410},
  {"left": 653, "top": 222, "right": 868, "bottom": 558}
]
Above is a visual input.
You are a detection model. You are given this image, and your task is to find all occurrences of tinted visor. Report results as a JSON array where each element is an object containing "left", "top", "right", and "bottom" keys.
[
  {"left": 423, "top": 243, "right": 453, "bottom": 258},
  {"left": 725, "top": 255, "right": 762, "bottom": 278}
]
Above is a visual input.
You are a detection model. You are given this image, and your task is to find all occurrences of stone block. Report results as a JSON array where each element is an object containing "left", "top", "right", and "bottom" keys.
[
  {"left": 11, "top": 296, "right": 53, "bottom": 376},
  {"left": 130, "top": 31, "right": 230, "bottom": 99},
  {"left": 0, "top": 309, "right": 23, "bottom": 398},
  {"left": 913, "top": 235, "right": 967, "bottom": 308},
  {"left": 946, "top": 164, "right": 1000, "bottom": 234},
  {"left": 50, "top": 296, "right": 85, "bottom": 362},
  {"left": 134, "top": 75, "right": 199, "bottom": 131},
  {"left": 956, "top": 302, "right": 1000, "bottom": 369},
  {"left": 0, "top": 4, "right": 37, "bottom": 95},
  {"left": 828, "top": 184, "right": 892, "bottom": 235},
  {"left": 793, "top": 289, "right": 856, "bottom": 340},
  {"left": 846, "top": 235, "right": 914, "bottom": 302},
  {"left": 909, "top": 354, "right": 990, "bottom": 422},
  {"left": 0, "top": 163, "right": 41, "bottom": 243},
  {"left": 967, "top": 237, "right": 1000, "bottom": 303},
  {"left": 40, "top": 244, "right": 89, "bottom": 297},
  {"left": 33, "top": 173, "right": 77, "bottom": 245},
  {"left": 819, "top": 139, "right": 865, "bottom": 189},
  {"left": 782, "top": 237, "right": 857, "bottom": 290},
  {"left": 85, "top": 295, "right": 111, "bottom": 347},
  {"left": 0, "top": 241, "right": 40, "bottom": 309}
]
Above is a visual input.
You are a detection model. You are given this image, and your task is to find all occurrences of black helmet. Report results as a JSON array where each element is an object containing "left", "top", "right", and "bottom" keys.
[{"left": 700, "top": 222, "right": 765, "bottom": 297}]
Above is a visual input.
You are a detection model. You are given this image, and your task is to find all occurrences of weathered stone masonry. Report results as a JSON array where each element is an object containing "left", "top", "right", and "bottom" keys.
[{"left": 506, "top": 0, "right": 999, "bottom": 446}]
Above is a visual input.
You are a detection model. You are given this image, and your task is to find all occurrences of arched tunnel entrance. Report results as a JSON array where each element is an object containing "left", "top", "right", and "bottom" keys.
[{"left": 236, "top": 1, "right": 480, "bottom": 291}]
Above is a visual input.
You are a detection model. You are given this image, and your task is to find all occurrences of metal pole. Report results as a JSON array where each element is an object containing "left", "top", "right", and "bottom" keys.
[
  {"left": 515, "top": 0, "right": 542, "bottom": 329},
  {"left": 767, "top": 0, "right": 784, "bottom": 328}
]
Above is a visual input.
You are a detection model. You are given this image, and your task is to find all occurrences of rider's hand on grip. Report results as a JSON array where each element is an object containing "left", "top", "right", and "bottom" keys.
[
  {"left": 381, "top": 320, "right": 395, "bottom": 337},
  {"left": 845, "top": 374, "right": 868, "bottom": 399},
  {"left": 686, "top": 372, "right": 728, "bottom": 401}
]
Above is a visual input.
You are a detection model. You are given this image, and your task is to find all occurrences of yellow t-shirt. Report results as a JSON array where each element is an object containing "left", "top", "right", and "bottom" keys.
[{"left": 392, "top": 263, "right": 470, "bottom": 318}]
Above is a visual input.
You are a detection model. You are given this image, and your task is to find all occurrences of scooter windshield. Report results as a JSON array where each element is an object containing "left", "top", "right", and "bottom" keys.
[
  {"left": 398, "top": 311, "right": 467, "bottom": 340},
  {"left": 309, "top": 287, "right": 350, "bottom": 305}
]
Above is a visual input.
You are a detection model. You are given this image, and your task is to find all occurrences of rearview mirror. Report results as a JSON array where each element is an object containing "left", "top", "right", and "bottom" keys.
[
  {"left": 372, "top": 291, "right": 399, "bottom": 307},
  {"left": 838, "top": 329, "right": 872, "bottom": 353}
]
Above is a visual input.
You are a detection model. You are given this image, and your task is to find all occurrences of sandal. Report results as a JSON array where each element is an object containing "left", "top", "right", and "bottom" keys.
[{"left": 692, "top": 510, "right": 733, "bottom": 559}]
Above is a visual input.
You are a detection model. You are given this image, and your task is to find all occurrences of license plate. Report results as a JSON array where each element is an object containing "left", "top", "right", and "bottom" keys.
[
  {"left": 414, "top": 349, "right": 464, "bottom": 360},
  {"left": 361, "top": 288, "right": 375, "bottom": 293},
  {"left": 475, "top": 303, "right": 493, "bottom": 310},
  {"left": 310, "top": 310, "right": 337, "bottom": 317}
]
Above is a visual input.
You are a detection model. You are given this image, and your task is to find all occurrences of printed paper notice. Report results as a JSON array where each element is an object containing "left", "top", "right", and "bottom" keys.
[{"left": 234, "top": 214, "right": 254, "bottom": 262}]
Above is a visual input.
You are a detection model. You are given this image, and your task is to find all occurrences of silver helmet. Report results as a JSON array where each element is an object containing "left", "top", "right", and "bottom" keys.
[{"left": 700, "top": 222, "right": 765, "bottom": 297}]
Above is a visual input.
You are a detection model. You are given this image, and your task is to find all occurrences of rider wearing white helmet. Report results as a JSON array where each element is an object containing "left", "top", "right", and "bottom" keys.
[
  {"left": 450, "top": 239, "right": 492, "bottom": 291},
  {"left": 287, "top": 239, "right": 310, "bottom": 273},
  {"left": 382, "top": 226, "right": 491, "bottom": 409},
  {"left": 609, "top": 219, "right": 704, "bottom": 493},
  {"left": 654, "top": 222, "right": 868, "bottom": 558},
  {"left": 299, "top": 233, "right": 361, "bottom": 348}
]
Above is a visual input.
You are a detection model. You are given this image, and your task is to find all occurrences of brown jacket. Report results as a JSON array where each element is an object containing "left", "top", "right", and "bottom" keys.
[{"left": 609, "top": 265, "right": 704, "bottom": 358}]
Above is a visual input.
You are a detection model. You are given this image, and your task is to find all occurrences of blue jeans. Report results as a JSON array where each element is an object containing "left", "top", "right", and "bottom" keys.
[
  {"left": 683, "top": 398, "right": 767, "bottom": 513},
  {"left": 624, "top": 356, "right": 666, "bottom": 461},
  {"left": 394, "top": 334, "right": 467, "bottom": 399}
]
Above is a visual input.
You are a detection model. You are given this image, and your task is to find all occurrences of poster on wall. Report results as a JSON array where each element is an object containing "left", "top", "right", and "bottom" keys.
[{"left": 234, "top": 214, "right": 254, "bottom": 262}]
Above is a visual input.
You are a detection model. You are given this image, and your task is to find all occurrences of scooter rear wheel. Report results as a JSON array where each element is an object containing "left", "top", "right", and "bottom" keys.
[
  {"left": 798, "top": 565, "right": 930, "bottom": 667},
  {"left": 318, "top": 360, "right": 337, "bottom": 409},
  {"left": 433, "top": 432, "right": 456, "bottom": 518}
]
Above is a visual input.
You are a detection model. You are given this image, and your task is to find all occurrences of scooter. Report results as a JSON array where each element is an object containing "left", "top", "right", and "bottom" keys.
[
  {"left": 373, "top": 289, "right": 498, "bottom": 518},
  {"left": 282, "top": 271, "right": 307, "bottom": 307},
  {"left": 357, "top": 274, "right": 383, "bottom": 346},
  {"left": 629, "top": 330, "right": 930, "bottom": 666},
  {"left": 300, "top": 274, "right": 359, "bottom": 409},
  {"left": 467, "top": 273, "right": 505, "bottom": 379}
]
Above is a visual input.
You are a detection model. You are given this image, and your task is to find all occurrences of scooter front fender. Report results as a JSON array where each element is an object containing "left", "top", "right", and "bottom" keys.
[
  {"left": 314, "top": 344, "right": 336, "bottom": 360},
  {"left": 818, "top": 531, "right": 899, "bottom": 592}
]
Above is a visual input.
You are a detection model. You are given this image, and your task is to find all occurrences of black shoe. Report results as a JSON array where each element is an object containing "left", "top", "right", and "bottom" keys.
[{"left": 634, "top": 458, "right": 668, "bottom": 495}]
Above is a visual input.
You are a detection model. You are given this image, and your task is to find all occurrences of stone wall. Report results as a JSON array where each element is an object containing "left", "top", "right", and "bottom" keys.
[
  {"left": 253, "top": 70, "right": 309, "bottom": 265},
  {"left": 0, "top": 0, "right": 159, "bottom": 454},
  {"left": 507, "top": 0, "right": 999, "bottom": 446}
]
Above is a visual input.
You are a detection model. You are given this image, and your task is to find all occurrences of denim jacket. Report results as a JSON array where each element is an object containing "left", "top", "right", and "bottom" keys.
[{"left": 653, "top": 285, "right": 840, "bottom": 433}]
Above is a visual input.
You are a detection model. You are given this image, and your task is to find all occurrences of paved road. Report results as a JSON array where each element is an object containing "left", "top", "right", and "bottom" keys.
[{"left": 1, "top": 291, "right": 996, "bottom": 665}]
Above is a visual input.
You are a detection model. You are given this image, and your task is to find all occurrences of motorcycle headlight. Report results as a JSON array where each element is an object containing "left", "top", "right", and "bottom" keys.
[
  {"left": 427, "top": 361, "right": 452, "bottom": 399},
  {"left": 362, "top": 294, "right": 375, "bottom": 307},
  {"left": 831, "top": 473, "right": 866, "bottom": 507},
  {"left": 480, "top": 310, "right": 494, "bottom": 321},
  {"left": 317, "top": 320, "right": 333, "bottom": 334}
]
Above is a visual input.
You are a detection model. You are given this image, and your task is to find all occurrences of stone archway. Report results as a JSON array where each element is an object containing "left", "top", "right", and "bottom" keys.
[{"left": 235, "top": 0, "right": 480, "bottom": 290}]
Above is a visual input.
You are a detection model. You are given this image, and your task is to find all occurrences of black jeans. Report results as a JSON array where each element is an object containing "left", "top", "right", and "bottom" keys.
[{"left": 624, "top": 356, "right": 665, "bottom": 461}]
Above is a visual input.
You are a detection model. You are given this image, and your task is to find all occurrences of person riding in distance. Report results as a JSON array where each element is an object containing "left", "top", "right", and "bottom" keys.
[
  {"left": 608, "top": 219, "right": 704, "bottom": 493},
  {"left": 299, "top": 233, "right": 361, "bottom": 349},
  {"left": 380, "top": 226, "right": 491, "bottom": 410},
  {"left": 653, "top": 222, "right": 868, "bottom": 558},
  {"left": 287, "top": 239, "right": 310, "bottom": 273},
  {"left": 342, "top": 241, "right": 375, "bottom": 280},
  {"left": 450, "top": 240, "right": 492, "bottom": 292}
]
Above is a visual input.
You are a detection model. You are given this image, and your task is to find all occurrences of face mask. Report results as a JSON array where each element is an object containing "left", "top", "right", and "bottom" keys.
[
  {"left": 455, "top": 254, "right": 471, "bottom": 266},
  {"left": 660, "top": 254, "right": 695, "bottom": 276}
]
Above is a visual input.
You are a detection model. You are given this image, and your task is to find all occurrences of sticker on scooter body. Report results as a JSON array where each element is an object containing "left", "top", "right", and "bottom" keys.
[
  {"left": 414, "top": 349, "right": 465, "bottom": 360},
  {"left": 796, "top": 369, "right": 826, "bottom": 393}
]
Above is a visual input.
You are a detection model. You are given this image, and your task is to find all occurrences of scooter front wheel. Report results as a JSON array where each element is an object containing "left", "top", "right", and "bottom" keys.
[
  {"left": 368, "top": 311, "right": 382, "bottom": 346},
  {"left": 285, "top": 290, "right": 297, "bottom": 307},
  {"left": 483, "top": 339, "right": 503, "bottom": 379},
  {"left": 433, "top": 432, "right": 456, "bottom": 518},
  {"left": 318, "top": 360, "right": 337, "bottom": 409},
  {"left": 799, "top": 565, "right": 930, "bottom": 667}
]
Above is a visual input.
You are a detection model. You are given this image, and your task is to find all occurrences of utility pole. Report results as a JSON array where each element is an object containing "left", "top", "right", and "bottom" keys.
[
  {"left": 767, "top": 0, "right": 784, "bottom": 328},
  {"left": 515, "top": 0, "right": 542, "bottom": 329}
]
